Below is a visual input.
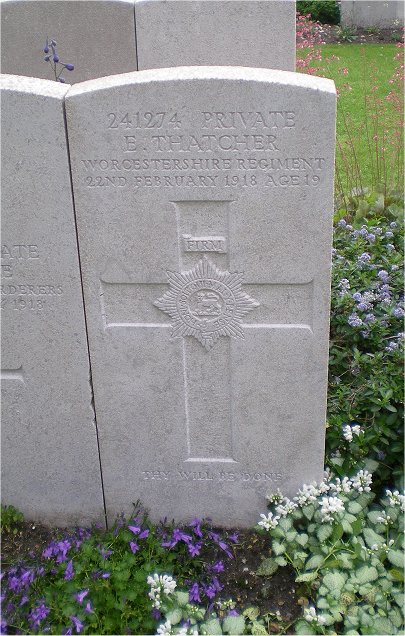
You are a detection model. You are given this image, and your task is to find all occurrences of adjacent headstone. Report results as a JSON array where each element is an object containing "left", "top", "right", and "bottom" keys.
[
  {"left": 340, "top": 1, "right": 404, "bottom": 28},
  {"left": 1, "top": 75, "right": 105, "bottom": 526},
  {"left": 66, "top": 67, "right": 336, "bottom": 527},
  {"left": 0, "top": 0, "right": 137, "bottom": 83},
  {"left": 135, "top": 0, "right": 296, "bottom": 71}
]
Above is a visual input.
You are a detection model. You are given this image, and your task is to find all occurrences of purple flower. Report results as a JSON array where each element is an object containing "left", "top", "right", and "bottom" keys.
[
  {"left": 190, "top": 518, "right": 203, "bottom": 538},
  {"left": 63, "top": 63, "right": 74, "bottom": 71},
  {"left": 228, "top": 533, "right": 238, "bottom": 543},
  {"left": 393, "top": 307, "right": 405, "bottom": 318},
  {"left": 84, "top": 601, "right": 93, "bottom": 614},
  {"left": 70, "top": 616, "right": 84, "bottom": 634},
  {"left": 189, "top": 583, "right": 201, "bottom": 603},
  {"left": 378, "top": 270, "right": 389, "bottom": 282},
  {"left": 218, "top": 541, "right": 232, "bottom": 557},
  {"left": 152, "top": 608, "right": 161, "bottom": 620},
  {"left": 75, "top": 589, "right": 89, "bottom": 604},
  {"left": 212, "top": 561, "right": 225, "bottom": 573},
  {"left": 138, "top": 529, "right": 149, "bottom": 539},
  {"left": 128, "top": 525, "right": 141, "bottom": 535},
  {"left": 100, "top": 547, "right": 112, "bottom": 560},
  {"left": 228, "top": 609, "right": 239, "bottom": 616},
  {"left": 203, "top": 584, "right": 216, "bottom": 599},
  {"left": 377, "top": 450, "right": 386, "bottom": 460},
  {"left": 65, "top": 560, "right": 74, "bottom": 581},
  {"left": 63, "top": 629, "right": 73, "bottom": 635},
  {"left": 211, "top": 576, "right": 223, "bottom": 592},
  {"left": 348, "top": 313, "right": 363, "bottom": 327},
  {"left": 19, "top": 595, "right": 29, "bottom": 606},
  {"left": 188, "top": 542, "right": 202, "bottom": 557},
  {"left": 352, "top": 292, "right": 362, "bottom": 301},
  {"left": 208, "top": 531, "right": 221, "bottom": 543},
  {"left": 43, "top": 37, "right": 49, "bottom": 54},
  {"left": 29, "top": 603, "right": 50, "bottom": 628},
  {"left": 129, "top": 541, "right": 139, "bottom": 554}
]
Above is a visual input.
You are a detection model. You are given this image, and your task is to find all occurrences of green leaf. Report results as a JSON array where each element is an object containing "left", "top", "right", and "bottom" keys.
[
  {"left": 295, "top": 571, "right": 318, "bottom": 583},
  {"left": 323, "top": 571, "right": 346, "bottom": 595},
  {"left": 348, "top": 501, "right": 362, "bottom": 514},
  {"left": 363, "top": 527, "right": 384, "bottom": 548},
  {"left": 369, "top": 617, "right": 395, "bottom": 635},
  {"left": 222, "top": 615, "right": 245, "bottom": 635},
  {"left": 332, "top": 523, "right": 344, "bottom": 541},
  {"left": 175, "top": 591, "right": 190, "bottom": 607},
  {"left": 389, "top": 568, "right": 404, "bottom": 582},
  {"left": 243, "top": 607, "right": 260, "bottom": 621},
  {"left": 272, "top": 540, "right": 285, "bottom": 556},
  {"left": 387, "top": 550, "right": 404, "bottom": 568},
  {"left": 296, "top": 533, "right": 309, "bottom": 546},
  {"left": 251, "top": 621, "right": 268, "bottom": 635},
  {"left": 316, "top": 524, "right": 333, "bottom": 542},
  {"left": 274, "top": 556, "right": 287, "bottom": 566},
  {"left": 203, "top": 618, "right": 223, "bottom": 635},
  {"left": 295, "top": 619, "right": 316, "bottom": 634},
  {"left": 302, "top": 505, "right": 315, "bottom": 520},
  {"left": 166, "top": 608, "right": 182, "bottom": 625},
  {"left": 278, "top": 516, "right": 293, "bottom": 531},
  {"left": 257, "top": 557, "right": 279, "bottom": 576},
  {"left": 355, "top": 565, "right": 378, "bottom": 584},
  {"left": 305, "top": 554, "right": 324, "bottom": 570},
  {"left": 342, "top": 519, "right": 353, "bottom": 534}
]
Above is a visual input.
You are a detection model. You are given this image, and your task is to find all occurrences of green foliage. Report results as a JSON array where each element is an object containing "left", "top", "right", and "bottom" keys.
[
  {"left": 258, "top": 477, "right": 405, "bottom": 635},
  {"left": 335, "top": 24, "right": 358, "bottom": 42},
  {"left": 2, "top": 511, "right": 236, "bottom": 635},
  {"left": 1, "top": 504, "right": 24, "bottom": 534},
  {"left": 327, "top": 213, "right": 404, "bottom": 488},
  {"left": 297, "top": 1, "right": 340, "bottom": 24}
]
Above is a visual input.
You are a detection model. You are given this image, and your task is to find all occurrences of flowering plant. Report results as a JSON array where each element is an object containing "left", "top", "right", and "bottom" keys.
[{"left": 257, "top": 471, "right": 404, "bottom": 635}]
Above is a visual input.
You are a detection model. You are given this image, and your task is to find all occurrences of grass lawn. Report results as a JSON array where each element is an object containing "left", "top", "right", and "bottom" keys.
[{"left": 297, "top": 44, "right": 403, "bottom": 194}]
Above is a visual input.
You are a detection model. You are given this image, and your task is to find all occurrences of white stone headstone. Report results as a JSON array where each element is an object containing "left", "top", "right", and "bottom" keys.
[
  {"left": 135, "top": 0, "right": 296, "bottom": 71},
  {"left": 1, "top": 75, "right": 105, "bottom": 526},
  {"left": 66, "top": 67, "right": 336, "bottom": 527},
  {"left": 1, "top": 0, "right": 137, "bottom": 83}
]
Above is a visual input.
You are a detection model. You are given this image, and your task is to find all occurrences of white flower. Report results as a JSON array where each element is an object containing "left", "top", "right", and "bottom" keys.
[
  {"left": 343, "top": 424, "right": 362, "bottom": 441},
  {"left": 258, "top": 511, "right": 280, "bottom": 530},
  {"left": 386, "top": 489, "right": 405, "bottom": 511},
  {"left": 156, "top": 619, "right": 172, "bottom": 635},
  {"left": 148, "top": 574, "right": 177, "bottom": 608},
  {"left": 352, "top": 469, "right": 372, "bottom": 492},
  {"left": 319, "top": 496, "right": 345, "bottom": 522},
  {"left": 330, "top": 476, "right": 352, "bottom": 494},
  {"left": 294, "top": 482, "right": 320, "bottom": 506},
  {"left": 342, "top": 425, "right": 353, "bottom": 441},
  {"left": 266, "top": 489, "right": 284, "bottom": 504},
  {"left": 276, "top": 498, "right": 298, "bottom": 517},
  {"left": 304, "top": 607, "right": 326, "bottom": 625},
  {"left": 376, "top": 511, "right": 392, "bottom": 526}
]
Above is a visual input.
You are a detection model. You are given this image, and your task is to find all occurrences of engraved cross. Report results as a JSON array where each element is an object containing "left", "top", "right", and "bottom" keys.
[{"left": 100, "top": 200, "right": 313, "bottom": 463}]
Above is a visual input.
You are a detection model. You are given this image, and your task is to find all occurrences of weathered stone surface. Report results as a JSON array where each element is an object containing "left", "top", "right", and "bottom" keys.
[
  {"left": 66, "top": 67, "right": 336, "bottom": 527},
  {"left": 1, "top": 75, "right": 105, "bottom": 526},
  {"left": 340, "top": 0, "right": 404, "bottom": 28},
  {"left": 135, "top": 0, "right": 295, "bottom": 71},
  {"left": 1, "top": 0, "right": 137, "bottom": 83}
]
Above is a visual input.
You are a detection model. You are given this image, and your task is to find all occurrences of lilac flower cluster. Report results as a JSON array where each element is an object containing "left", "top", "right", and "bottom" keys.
[
  {"left": 43, "top": 37, "right": 74, "bottom": 83},
  {"left": 1, "top": 564, "right": 46, "bottom": 633},
  {"left": 158, "top": 518, "right": 237, "bottom": 606},
  {"left": 128, "top": 522, "right": 150, "bottom": 553}
]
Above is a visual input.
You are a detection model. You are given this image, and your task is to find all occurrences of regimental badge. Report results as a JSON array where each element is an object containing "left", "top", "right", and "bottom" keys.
[{"left": 154, "top": 256, "right": 260, "bottom": 350}]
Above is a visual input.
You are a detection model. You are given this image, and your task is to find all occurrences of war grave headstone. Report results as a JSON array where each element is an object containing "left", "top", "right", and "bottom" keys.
[
  {"left": 135, "top": 0, "right": 296, "bottom": 71},
  {"left": 0, "top": 0, "right": 137, "bottom": 83},
  {"left": 1, "top": 75, "right": 105, "bottom": 525},
  {"left": 66, "top": 67, "right": 336, "bottom": 527}
]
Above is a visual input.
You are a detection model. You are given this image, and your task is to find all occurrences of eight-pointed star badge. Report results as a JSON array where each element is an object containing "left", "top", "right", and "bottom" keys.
[{"left": 154, "top": 256, "right": 260, "bottom": 350}]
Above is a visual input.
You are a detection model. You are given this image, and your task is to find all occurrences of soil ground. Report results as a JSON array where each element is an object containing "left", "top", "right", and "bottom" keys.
[{"left": 309, "top": 24, "right": 403, "bottom": 45}]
